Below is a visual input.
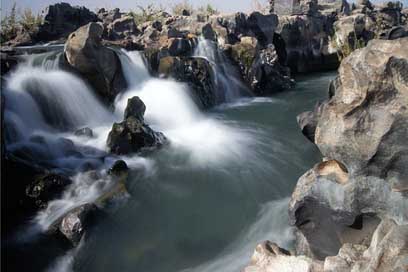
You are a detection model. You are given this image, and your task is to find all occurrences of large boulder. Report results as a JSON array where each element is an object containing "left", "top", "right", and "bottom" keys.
[
  {"left": 37, "top": 3, "right": 99, "bottom": 42},
  {"left": 276, "top": 14, "right": 339, "bottom": 73},
  {"left": 107, "top": 96, "right": 167, "bottom": 155},
  {"left": 158, "top": 56, "right": 216, "bottom": 109},
  {"left": 246, "top": 12, "right": 279, "bottom": 47},
  {"left": 289, "top": 38, "right": 408, "bottom": 260},
  {"left": 64, "top": 23, "right": 127, "bottom": 103},
  {"left": 107, "top": 16, "right": 140, "bottom": 40}
]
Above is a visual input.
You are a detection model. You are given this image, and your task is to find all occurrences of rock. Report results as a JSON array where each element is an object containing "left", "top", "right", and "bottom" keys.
[
  {"left": 168, "top": 38, "right": 195, "bottom": 56},
  {"left": 26, "top": 173, "right": 72, "bottom": 208},
  {"left": 243, "top": 241, "right": 324, "bottom": 272},
  {"left": 316, "top": 38, "right": 408, "bottom": 178},
  {"left": 168, "top": 27, "right": 188, "bottom": 38},
  {"left": 216, "top": 12, "right": 249, "bottom": 45},
  {"left": 74, "top": 127, "right": 94, "bottom": 138},
  {"left": 182, "top": 9, "right": 191, "bottom": 16},
  {"left": 246, "top": 12, "right": 279, "bottom": 47},
  {"left": 57, "top": 203, "right": 99, "bottom": 246},
  {"left": 277, "top": 14, "right": 339, "bottom": 73},
  {"left": 37, "top": 3, "right": 99, "bottom": 42},
  {"left": 64, "top": 23, "right": 127, "bottom": 103},
  {"left": 0, "top": 52, "right": 19, "bottom": 75},
  {"left": 108, "top": 160, "right": 129, "bottom": 176},
  {"left": 297, "top": 102, "right": 323, "bottom": 143},
  {"left": 107, "top": 96, "right": 167, "bottom": 155},
  {"left": 124, "top": 96, "right": 146, "bottom": 120},
  {"left": 108, "top": 16, "right": 140, "bottom": 40},
  {"left": 248, "top": 45, "right": 294, "bottom": 95},
  {"left": 202, "top": 23, "right": 216, "bottom": 41},
  {"left": 152, "top": 20, "right": 163, "bottom": 31},
  {"left": 97, "top": 8, "right": 121, "bottom": 26}
]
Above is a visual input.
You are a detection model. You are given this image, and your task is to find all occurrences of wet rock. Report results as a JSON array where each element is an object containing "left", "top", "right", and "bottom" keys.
[
  {"left": 64, "top": 22, "right": 127, "bottom": 103},
  {"left": 74, "top": 127, "right": 94, "bottom": 138},
  {"left": 297, "top": 102, "right": 323, "bottom": 143},
  {"left": 37, "top": 3, "right": 99, "bottom": 42},
  {"left": 108, "top": 160, "right": 129, "bottom": 176},
  {"left": 168, "top": 38, "right": 195, "bottom": 56},
  {"left": 108, "top": 16, "right": 140, "bottom": 40},
  {"left": 26, "top": 173, "right": 72, "bottom": 208},
  {"left": 182, "top": 9, "right": 191, "bottom": 16},
  {"left": 158, "top": 56, "right": 216, "bottom": 109},
  {"left": 107, "top": 96, "right": 167, "bottom": 155},
  {"left": 247, "top": 12, "right": 279, "bottom": 47},
  {"left": 56, "top": 203, "right": 99, "bottom": 246},
  {"left": 202, "top": 23, "right": 216, "bottom": 41}
]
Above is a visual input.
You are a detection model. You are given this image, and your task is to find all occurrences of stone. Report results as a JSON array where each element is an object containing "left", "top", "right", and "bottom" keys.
[
  {"left": 108, "top": 160, "right": 129, "bottom": 176},
  {"left": 202, "top": 23, "right": 216, "bottom": 41},
  {"left": 108, "top": 16, "right": 140, "bottom": 40},
  {"left": 168, "top": 38, "right": 195, "bottom": 56},
  {"left": 25, "top": 173, "right": 72, "bottom": 208},
  {"left": 74, "top": 127, "right": 94, "bottom": 138},
  {"left": 57, "top": 203, "right": 99, "bottom": 246},
  {"left": 37, "top": 3, "right": 99, "bottom": 42},
  {"left": 297, "top": 102, "right": 323, "bottom": 143},
  {"left": 247, "top": 12, "right": 279, "bottom": 47},
  {"left": 64, "top": 23, "right": 127, "bottom": 103},
  {"left": 107, "top": 96, "right": 167, "bottom": 155}
]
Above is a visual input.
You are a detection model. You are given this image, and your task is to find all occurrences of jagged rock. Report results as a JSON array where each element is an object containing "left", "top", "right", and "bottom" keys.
[
  {"left": 158, "top": 56, "right": 216, "bottom": 108},
  {"left": 26, "top": 173, "right": 72, "bottom": 208},
  {"left": 246, "top": 12, "right": 279, "bottom": 47},
  {"left": 217, "top": 12, "right": 249, "bottom": 44},
  {"left": 64, "top": 23, "right": 127, "bottom": 103},
  {"left": 316, "top": 38, "right": 408, "bottom": 178},
  {"left": 202, "top": 23, "right": 216, "bottom": 41},
  {"left": 297, "top": 102, "right": 323, "bottom": 143},
  {"left": 168, "top": 27, "right": 188, "bottom": 38},
  {"left": 168, "top": 38, "right": 195, "bottom": 56},
  {"left": 55, "top": 203, "right": 99, "bottom": 246},
  {"left": 37, "top": 3, "right": 99, "bottom": 42},
  {"left": 97, "top": 8, "right": 121, "bottom": 26},
  {"left": 108, "top": 160, "right": 129, "bottom": 176},
  {"left": 277, "top": 14, "right": 339, "bottom": 73},
  {"left": 248, "top": 45, "right": 294, "bottom": 95},
  {"left": 74, "top": 127, "right": 94, "bottom": 138},
  {"left": 243, "top": 241, "right": 324, "bottom": 272},
  {"left": 108, "top": 16, "right": 140, "bottom": 40},
  {"left": 107, "top": 96, "right": 166, "bottom": 155},
  {"left": 182, "top": 9, "right": 191, "bottom": 16}
]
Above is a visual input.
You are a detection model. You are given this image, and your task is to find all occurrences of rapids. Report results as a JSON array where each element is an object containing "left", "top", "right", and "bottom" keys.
[{"left": 2, "top": 42, "right": 334, "bottom": 272}]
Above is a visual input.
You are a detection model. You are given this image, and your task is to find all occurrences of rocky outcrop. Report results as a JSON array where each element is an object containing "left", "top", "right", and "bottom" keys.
[
  {"left": 245, "top": 218, "right": 408, "bottom": 272},
  {"left": 107, "top": 96, "right": 167, "bottom": 155},
  {"left": 245, "top": 37, "right": 408, "bottom": 272},
  {"left": 107, "top": 16, "right": 140, "bottom": 40},
  {"left": 37, "top": 3, "right": 99, "bottom": 42},
  {"left": 64, "top": 23, "right": 127, "bottom": 103}
]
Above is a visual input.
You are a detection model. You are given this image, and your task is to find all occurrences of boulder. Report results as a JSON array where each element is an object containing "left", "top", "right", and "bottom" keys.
[
  {"left": 108, "top": 160, "right": 129, "bottom": 176},
  {"left": 107, "top": 96, "right": 167, "bottom": 155},
  {"left": 277, "top": 14, "right": 339, "bottom": 73},
  {"left": 26, "top": 173, "right": 72, "bottom": 208},
  {"left": 158, "top": 56, "right": 216, "bottom": 108},
  {"left": 246, "top": 12, "right": 279, "bottom": 47},
  {"left": 297, "top": 102, "right": 323, "bottom": 143},
  {"left": 74, "top": 127, "right": 94, "bottom": 138},
  {"left": 108, "top": 16, "right": 140, "bottom": 40},
  {"left": 37, "top": 3, "right": 99, "bottom": 42},
  {"left": 202, "top": 23, "right": 216, "bottom": 41},
  {"left": 55, "top": 203, "right": 99, "bottom": 246},
  {"left": 64, "top": 23, "right": 127, "bottom": 103},
  {"left": 97, "top": 8, "right": 122, "bottom": 26},
  {"left": 168, "top": 38, "right": 195, "bottom": 56}
]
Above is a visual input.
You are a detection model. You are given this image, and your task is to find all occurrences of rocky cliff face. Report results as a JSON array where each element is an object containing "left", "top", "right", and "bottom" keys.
[{"left": 244, "top": 37, "right": 408, "bottom": 272}]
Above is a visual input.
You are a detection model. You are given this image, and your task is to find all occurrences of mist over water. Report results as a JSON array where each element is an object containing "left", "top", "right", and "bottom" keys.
[{"left": 3, "top": 44, "right": 334, "bottom": 272}]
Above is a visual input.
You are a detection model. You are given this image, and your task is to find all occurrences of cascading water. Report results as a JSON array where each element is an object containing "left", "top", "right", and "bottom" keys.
[
  {"left": 194, "top": 37, "right": 251, "bottom": 103},
  {"left": 3, "top": 44, "right": 333, "bottom": 272}
]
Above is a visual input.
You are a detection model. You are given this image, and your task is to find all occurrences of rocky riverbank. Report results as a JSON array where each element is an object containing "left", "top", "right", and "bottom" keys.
[{"left": 244, "top": 37, "right": 408, "bottom": 272}]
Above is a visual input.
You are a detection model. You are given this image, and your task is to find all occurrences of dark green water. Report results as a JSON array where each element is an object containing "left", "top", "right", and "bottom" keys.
[{"left": 59, "top": 72, "right": 335, "bottom": 272}]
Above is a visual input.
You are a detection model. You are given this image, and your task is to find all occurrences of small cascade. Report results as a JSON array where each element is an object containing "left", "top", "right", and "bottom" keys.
[{"left": 194, "top": 37, "right": 251, "bottom": 103}]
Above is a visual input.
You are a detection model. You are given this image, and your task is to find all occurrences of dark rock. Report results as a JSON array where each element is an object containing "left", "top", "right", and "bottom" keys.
[
  {"left": 124, "top": 96, "right": 146, "bottom": 120},
  {"left": 1, "top": 53, "right": 19, "bottom": 75},
  {"left": 152, "top": 20, "right": 163, "bottom": 31},
  {"left": 74, "top": 127, "right": 94, "bottom": 138},
  {"left": 64, "top": 23, "right": 127, "bottom": 103},
  {"left": 108, "top": 160, "right": 129, "bottom": 176},
  {"left": 158, "top": 56, "right": 216, "bottom": 109},
  {"left": 202, "top": 23, "right": 216, "bottom": 41},
  {"left": 107, "top": 97, "right": 167, "bottom": 155},
  {"left": 108, "top": 16, "right": 140, "bottom": 40},
  {"left": 55, "top": 203, "right": 99, "bottom": 246},
  {"left": 182, "top": 9, "right": 191, "bottom": 16},
  {"left": 37, "top": 3, "right": 99, "bottom": 42},
  {"left": 168, "top": 27, "right": 187, "bottom": 38},
  {"left": 168, "top": 38, "right": 194, "bottom": 56},
  {"left": 247, "top": 12, "right": 279, "bottom": 47},
  {"left": 26, "top": 173, "right": 72, "bottom": 208},
  {"left": 97, "top": 8, "right": 121, "bottom": 26}
]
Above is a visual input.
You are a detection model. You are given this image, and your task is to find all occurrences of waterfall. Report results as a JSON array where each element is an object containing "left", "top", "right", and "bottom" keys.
[
  {"left": 194, "top": 37, "right": 251, "bottom": 103},
  {"left": 116, "top": 50, "right": 255, "bottom": 166}
]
